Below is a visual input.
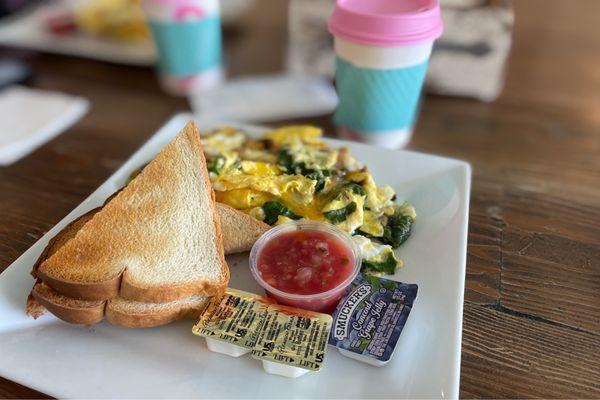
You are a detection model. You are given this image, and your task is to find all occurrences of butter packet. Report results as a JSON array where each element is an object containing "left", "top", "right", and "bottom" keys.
[
  {"left": 192, "top": 288, "right": 273, "bottom": 357},
  {"left": 328, "top": 274, "right": 418, "bottom": 366},
  {"left": 251, "top": 304, "right": 332, "bottom": 378}
]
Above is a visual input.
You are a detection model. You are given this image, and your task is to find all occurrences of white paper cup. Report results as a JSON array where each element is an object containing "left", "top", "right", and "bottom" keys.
[
  {"left": 328, "top": 0, "right": 443, "bottom": 148},
  {"left": 334, "top": 38, "right": 433, "bottom": 148}
]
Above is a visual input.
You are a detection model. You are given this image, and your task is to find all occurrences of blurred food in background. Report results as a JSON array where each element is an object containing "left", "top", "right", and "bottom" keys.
[
  {"left": 0, "top": 0, "right": 257, "bottom": 70},
  {"left": 45, "top": 0, "right": 149, "bottom": 41},
  {"left": 0, "top": 0, "right": 155, "bottom": 65},
  {"left": 71, "top": 0, "right": 149, "bottom": 41},
  {"left": 10, "top": 0, "right": 257, "bottom": 44}
]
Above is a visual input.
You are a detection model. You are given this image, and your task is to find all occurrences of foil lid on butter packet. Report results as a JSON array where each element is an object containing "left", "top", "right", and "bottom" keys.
[
  {"left": 192, "top": 288, "right": 274, "bottom": 349},
  {"left": 251, "top": 304, "right": 332, "bottom": 371},
  {"left": 329, "top": 274, "right": 418, "bottom": 363}
]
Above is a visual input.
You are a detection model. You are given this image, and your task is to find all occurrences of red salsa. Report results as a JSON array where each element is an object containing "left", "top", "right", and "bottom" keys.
[{"left": 257, "top": 229, "right": 355, "bottom": 295}]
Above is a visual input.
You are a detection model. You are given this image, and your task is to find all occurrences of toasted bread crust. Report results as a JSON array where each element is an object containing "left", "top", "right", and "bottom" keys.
[
  {"left": 38, "top": 269, "right": 122, "bottom": 301},
  {"left": 105, "top": 300, "right": 205, "bottom": 328},
  {"left": 119, "top": 279, "right": 225, "bottom": 303},
  {"left": 30, "top": 208, "right": 101, "bottom": 278},
  {"left": 104, "top": 307, "right": 183, "bottom": 328},
  {"left": 32, "top": 284, "right": 106, "bottom": 325},
  {"left": 31, "top": 282, "right": 206, "bottom": 328},
  {"left": 175, "top": 121, "right": 229, "bottom": 295},
  {"left": 34, "top": 206, "right": 257, "bottom": 302},
  {"left": 26, "top": 290, "right": 46, "bottom": 319},
  {"left": 33, "top": 207, "right": 120, "bottom": 301},
  {"left": 37, "top": 121, "right": 230, "bottom": 303},
  {"left": 217, "top": 203, "right": 270, "bottom": 254}
]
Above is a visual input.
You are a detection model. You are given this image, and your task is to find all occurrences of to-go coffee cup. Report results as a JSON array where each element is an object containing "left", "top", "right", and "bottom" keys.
[
  {"left": 141, "top": 0, "right": 223, "bottom": 95},
  {"left": 329, "top": 0, "right": 443, "bottom": 148}
]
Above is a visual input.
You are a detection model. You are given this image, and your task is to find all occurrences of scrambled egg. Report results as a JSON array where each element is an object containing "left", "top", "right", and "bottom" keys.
[
  {"left": 201, "top": 128, "right": 246, "bottom": 157},
  {"left": 322, "top": 185, "right": 365, "bottom": 233},
  {"left": 201, "top": 125, "right": 416, "bottom": 275},
  {"left": 240, "top": 161, "right": 283, "bottom": 176},
  {"left": 361, "top": 210, "right": 385, "bottom": 237},
  {"left": 212, "top": 174, "right": 316, "bottom": 205},
  {"left": 346, "top": 171, "right": 395, "bottom": 214},
  {"left": 215, "top": 189, "right": 274, "bottom": 209},
  {"left": 352, "top": 235, "right": 401, "bottom": 276},
  {"left": 264, "top": 126, "right": 324, "bottom": 147}
]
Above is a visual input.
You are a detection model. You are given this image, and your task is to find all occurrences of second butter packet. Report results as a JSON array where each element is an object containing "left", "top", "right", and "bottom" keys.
[{"left": 251, "top": 303, "right": 332, "bottom": 377}]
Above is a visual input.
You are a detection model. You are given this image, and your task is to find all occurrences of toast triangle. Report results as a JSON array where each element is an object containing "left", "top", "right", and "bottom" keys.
[
  {"left": 29, "top": 202, "right": 269, "bottom": 327},
  {"left": 31, "top": 203, "right": 267, "bottom": 280},
  {"left": 38, "top": 121, "right": 229, "bottom": 302},
  {"left": 217, "top": 203, "right": 269, "bottom": 254}
]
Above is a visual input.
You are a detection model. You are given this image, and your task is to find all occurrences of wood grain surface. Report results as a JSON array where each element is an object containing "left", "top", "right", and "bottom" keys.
[{"left": 1, "top": 0, "right": 599, "bottom": 398}]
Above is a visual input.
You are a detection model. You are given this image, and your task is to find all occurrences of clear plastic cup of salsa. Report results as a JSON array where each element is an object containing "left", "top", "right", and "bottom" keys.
[{"left": 249, "top": 221, "right": 361, "bottom": 313}]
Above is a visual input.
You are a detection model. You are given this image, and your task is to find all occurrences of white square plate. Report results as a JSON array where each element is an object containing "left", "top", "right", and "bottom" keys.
[{"left": 0, "top": 113, "right": 470, "bottom": 399}]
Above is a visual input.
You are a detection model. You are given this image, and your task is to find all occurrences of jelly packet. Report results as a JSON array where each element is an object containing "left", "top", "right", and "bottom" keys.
[
  {"left": 251, "top": 304, "right": 332, "bottom": 377},
  {"left": 328, "top": 274, "right": 418, "bottom": 366},
  {"left": 192, "top": 288, "right": 273, "bottom": 357}
]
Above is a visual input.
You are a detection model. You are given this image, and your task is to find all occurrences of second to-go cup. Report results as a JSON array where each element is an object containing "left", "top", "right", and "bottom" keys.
[
  {"left": 329, "top": 0, "right": 443, "bottom": 148},
  {"left": 141, "top": 0, "right": 223, "bottom": 95}
]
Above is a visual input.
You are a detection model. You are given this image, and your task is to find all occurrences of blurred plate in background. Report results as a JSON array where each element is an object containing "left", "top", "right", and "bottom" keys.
[{"left": 0, "top": 1, "right": 156, "bottom": 66}]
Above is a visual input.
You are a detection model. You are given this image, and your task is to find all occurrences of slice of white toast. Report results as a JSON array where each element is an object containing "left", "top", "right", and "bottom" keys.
[
  {"left": 37, "top": 121, "right": 229, "bottom": 302},
  {"left": 31, "top": 202, "right": 268, "bottom": 280},
  {"left": 27, "top": 196, "right": 269, "bottom": 327},
  {"left": 217, "top": 202, "right": 270, "bottom": 254}
]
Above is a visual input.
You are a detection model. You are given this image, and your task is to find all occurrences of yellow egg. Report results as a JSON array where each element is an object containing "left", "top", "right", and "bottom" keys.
[
  {"left": 75, "top": 0, "right": 149, "bottom": 40},
  {"left": 285, "top": 201, "right": 326, "bottom": 222},
  {"left": 275, "top": 215, "right": 296, "bottom": 225},
  {"left": 338, "top": 195, "right": 364, "bottom": 233},
  {"left": 215, "top": 151, "right": 241, "bottom": 175},
  {"left": 215, "top": 189, "right": 274, "bottom": 209},
  {"left": 239, "top": 148, "right": 278, "bottom": 164},
  {"left": 240, "top": 161, "right": 283, "bottom": 176},
  {"left": 212, "top": 175, "right": 316, "bottom": 205},
  {"left": 288, "top": 144, "right": 338, "bottom": 170},
  {"left": 360, "top": 210, "right": 384, "bottom": 237},
  {"left": 244, "top": 207, "right": 266, "bottom": 221},
  {"left": 264, "top": 126, "right": 324, "bottom": 147},
  {"left": 352, "top": 235, "right": 401, "bottom": 269},
  {"left": 201, "top": 128, "right": 246, "bottom": 156},
  {"left": 321, "top": 188, "right": 365, "bottom": 233},
  {"left": 345, "top": 171, "right": 395, "bottom": 213}
]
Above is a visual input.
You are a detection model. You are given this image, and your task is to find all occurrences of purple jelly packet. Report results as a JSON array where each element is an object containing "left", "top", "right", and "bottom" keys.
[{"left": 328, "top": 273, "right": 418, "bottom": 366}]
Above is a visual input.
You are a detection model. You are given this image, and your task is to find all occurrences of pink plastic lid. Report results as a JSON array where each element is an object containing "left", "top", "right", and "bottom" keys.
[{"left": 328, "top": 0, "right": 443, "bottom": 47}]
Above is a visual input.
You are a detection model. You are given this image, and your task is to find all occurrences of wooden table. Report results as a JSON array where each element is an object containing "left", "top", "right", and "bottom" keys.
[{"left": 1, "top": 0, "right": 599, "bottom": 398}]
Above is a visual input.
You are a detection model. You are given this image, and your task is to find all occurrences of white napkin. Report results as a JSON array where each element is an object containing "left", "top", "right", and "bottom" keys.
[
  {"left": 0, "top": 86, "right": 89, "bottom": 166},
  {"left": 189, "top": 74, "right": 338, "bottom": 123}
]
